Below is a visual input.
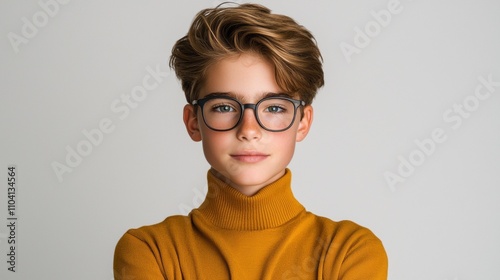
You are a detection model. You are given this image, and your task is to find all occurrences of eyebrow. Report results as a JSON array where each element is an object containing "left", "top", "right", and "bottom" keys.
[{"left": 203, "top": 92, "right": 293, "bottom": 101}]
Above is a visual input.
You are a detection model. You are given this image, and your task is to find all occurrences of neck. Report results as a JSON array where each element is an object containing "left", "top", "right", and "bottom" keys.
[{"left": 209, "top": 168, "right": 285, "bottom": 196}]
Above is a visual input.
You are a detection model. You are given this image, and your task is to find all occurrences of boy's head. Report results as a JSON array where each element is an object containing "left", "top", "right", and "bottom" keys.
[
  {"left": 169, "top": 3, "right": 324, "bottom": 105},
  {"left": 170, "top": 3, "right": 324, "bottom": 195}
]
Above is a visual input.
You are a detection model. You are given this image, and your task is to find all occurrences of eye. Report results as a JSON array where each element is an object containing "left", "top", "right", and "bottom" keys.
[
  {"left": 212, "top": 104, "right": 237, "bottom": 113},
  {"left": 264, "top": 105, "right": 286, "bottom": 113}
]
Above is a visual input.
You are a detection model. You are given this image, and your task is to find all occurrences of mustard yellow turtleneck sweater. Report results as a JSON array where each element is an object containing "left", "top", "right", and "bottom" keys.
[{"left": 114, "top": 169, "right": 388, "bottom": 279}]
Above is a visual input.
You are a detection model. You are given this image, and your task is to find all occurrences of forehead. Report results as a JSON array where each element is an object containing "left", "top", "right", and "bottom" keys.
[{"left": 200, "top": 53, "right": 284, "bottom": 101}]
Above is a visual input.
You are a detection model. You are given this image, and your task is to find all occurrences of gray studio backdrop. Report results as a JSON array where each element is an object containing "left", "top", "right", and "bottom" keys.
[{"left": 1, "top": 0, "right": 499, "bottom": 279}]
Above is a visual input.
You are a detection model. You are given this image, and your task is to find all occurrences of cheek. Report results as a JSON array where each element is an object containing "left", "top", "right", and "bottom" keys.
[
  {"left": 200, "top": 129, "right": 231, "bottom": 157},
  {"left": 270, "top": 131, "right": 298, "bottom": 155},
  {"left": 201, "top": 135, "right": 220, "bottom": 167}
]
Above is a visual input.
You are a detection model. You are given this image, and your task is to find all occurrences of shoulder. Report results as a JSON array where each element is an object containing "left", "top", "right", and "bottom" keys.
[
  {"left": 303, "top": 213, "right": 388, "bottom": 278},
  {"left": 308, "top": 213, "right": 380, "bottom": 239},
  {"left": 114, "top": 216, "right": 191, "bottom": 279},
  {"left": 114, "top": 215, "right": 192, "bottom": 269},
  {"left": 308, "top": 214, "right": 388, "bottom": 278},
  {"left": 120, "top": 215, "right": 192, "bottom": 244},
  {"left": 305, "top": 213, "right": 386, "bottom": 257}
]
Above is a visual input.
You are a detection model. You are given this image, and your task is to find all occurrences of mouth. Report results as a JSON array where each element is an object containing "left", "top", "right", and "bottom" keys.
[{"left": 230, "top": 152, "right": 269, "bottom": 163}]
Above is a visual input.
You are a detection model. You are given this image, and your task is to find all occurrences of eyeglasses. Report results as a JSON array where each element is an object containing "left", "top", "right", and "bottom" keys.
[{"left": 192, "top": 95, "right": 305, "bottom": 132}]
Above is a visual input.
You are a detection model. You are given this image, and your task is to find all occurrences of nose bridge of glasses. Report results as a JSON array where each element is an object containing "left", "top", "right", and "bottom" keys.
[
  {"left": 240, "top": 103, "right": 259, "bottom": 122},
  {"left": 242, "top": 103, "right": 257, "bottom": 111}
]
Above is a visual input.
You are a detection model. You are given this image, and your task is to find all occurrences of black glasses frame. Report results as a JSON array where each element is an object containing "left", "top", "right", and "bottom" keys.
[{"left": 192, "top": 95, "right": 305, "bottom": 132}]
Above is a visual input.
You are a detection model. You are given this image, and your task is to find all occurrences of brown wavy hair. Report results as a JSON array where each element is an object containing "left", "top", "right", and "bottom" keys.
[{"left": 169, "top": 3, "right": 324, "bottom": 105}]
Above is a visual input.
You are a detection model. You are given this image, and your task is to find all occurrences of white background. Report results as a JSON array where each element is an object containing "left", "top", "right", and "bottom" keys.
[{"left": 1, "top": 0, "right": 499, "bottom": 279}]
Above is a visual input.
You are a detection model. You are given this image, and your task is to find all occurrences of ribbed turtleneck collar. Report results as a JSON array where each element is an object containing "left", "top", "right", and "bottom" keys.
[{"left": 195, "top": 168, "right": 305, "bottom": 231}]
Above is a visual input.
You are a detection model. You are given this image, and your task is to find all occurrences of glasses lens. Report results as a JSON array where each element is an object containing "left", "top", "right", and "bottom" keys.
[
  {"left": 202, "top": 98, "right": 241, "bottom": 130},
  {"left": 257, "top": 98, "right": 296, "bottom": 131}
]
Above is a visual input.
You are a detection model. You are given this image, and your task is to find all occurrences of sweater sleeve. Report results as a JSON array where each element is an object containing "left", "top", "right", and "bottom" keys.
[
  {"left": 113, "top": 231, "right": 166, "bottom": 280},
  {"left": 338, "top": 236, "right": 388, "bottom": 280}
]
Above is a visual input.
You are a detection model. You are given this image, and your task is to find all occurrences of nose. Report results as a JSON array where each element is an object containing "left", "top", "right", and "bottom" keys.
[{"left": 236, "top": 108, "right": 262, "bottom": 141}]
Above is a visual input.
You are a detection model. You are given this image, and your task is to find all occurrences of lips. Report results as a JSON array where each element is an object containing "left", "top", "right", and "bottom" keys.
[{"left": 230, "top": 151, "right": 269, "bottom": 163}]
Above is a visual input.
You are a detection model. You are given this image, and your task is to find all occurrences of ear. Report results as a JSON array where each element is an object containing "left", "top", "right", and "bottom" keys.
[
  {"left": 296, "top": 105, "right": 313, "bottom": 142},
  {"left": 183, "top": 104, "right": 202, "bottom": 142}
]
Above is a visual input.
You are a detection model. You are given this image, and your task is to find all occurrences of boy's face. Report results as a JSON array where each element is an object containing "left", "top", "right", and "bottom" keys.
[{"left": 183, "top": 53, "right": 313, "bottom": 196}]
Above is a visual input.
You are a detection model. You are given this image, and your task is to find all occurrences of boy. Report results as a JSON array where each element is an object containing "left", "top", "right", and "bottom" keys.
[{"left": 114, "top": 3, "right": 387, "bottom": 279}]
